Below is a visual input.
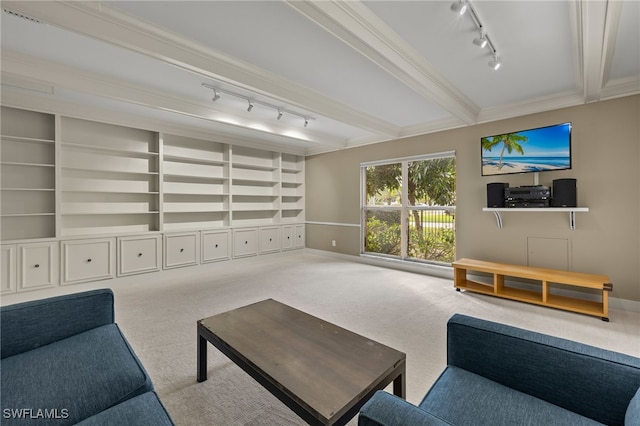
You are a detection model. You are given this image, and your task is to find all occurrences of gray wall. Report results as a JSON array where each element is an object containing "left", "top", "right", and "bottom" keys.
[{"left": 306, "top": 95, "right": 640, "bottom": 302}]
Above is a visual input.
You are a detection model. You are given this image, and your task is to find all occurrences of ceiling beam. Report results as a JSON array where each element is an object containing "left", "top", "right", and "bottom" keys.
[
  {"left": 1, "top": 0, "right": 400, "bottom": 137},
  {"left": 577, "top": 0, "right": 623, "bottom": 102},
  {"left": 285, "top": 0, "right": 480, "bottom": 125}
]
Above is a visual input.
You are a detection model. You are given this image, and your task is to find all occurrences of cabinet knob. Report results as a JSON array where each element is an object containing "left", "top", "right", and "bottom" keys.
[
  {"left": 269, "top": 238, "right": 272, "bottom": 242},
  {"left": 215, "top": 244, "right": 219, "bottom": 248},
  {"left": 34, "top": 264, "right": 40, "bottom": 268},
  {"left": 87, "top": 258, "right": 92, "bottom": 262},
  {"left": 180, "top": 248, "right": 184, "bottom": 252},
  {"left": 287, "top": 236, "right": 291, "bottom": 239},
  {"left": 245, "top": 241, "right": 248, "bottom": 244},
  {"left": 138, "top": 253, "right": 143, "bottom": 257}
]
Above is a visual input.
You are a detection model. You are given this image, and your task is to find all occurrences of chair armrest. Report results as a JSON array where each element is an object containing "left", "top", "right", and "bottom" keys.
[
  {"left": 1, "top": 289, "right": 115, "bottom": 359},
  {"left": 447, "top": 314, "right": 640, "bottom": 425},
  {"left": 358, "top": 391, "right": 452, "bottom": 426}
]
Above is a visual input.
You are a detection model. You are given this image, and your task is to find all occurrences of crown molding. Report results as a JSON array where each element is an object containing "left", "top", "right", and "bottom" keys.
[
  {"left": 477, "top": 90, "right": 586, "bottom": 123},
  {"left": 285, "top": 0, "right": 480, "bottom": 125},
  {"left": 601, "top": 76, "right": 640, "bottom": 100},
  {"left": 1, "top": 0, "right": 400, "bottom": 137}
]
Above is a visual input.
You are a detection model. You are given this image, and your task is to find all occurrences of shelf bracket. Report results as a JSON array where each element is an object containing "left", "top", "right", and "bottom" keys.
[
  {"left": 569, "top": 211, "right": 576, "bottom": 230},
  {"left": 492, "top": 211, "right": 503, "bottom": 229}
]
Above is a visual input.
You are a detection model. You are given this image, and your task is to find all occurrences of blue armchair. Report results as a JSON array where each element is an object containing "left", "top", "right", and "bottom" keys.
[
  {"left": 1, "top": 289, "right": 174, "bottom": 425},
  {"left": 359, "top": 314, "right": 640, "bottom": 426}
]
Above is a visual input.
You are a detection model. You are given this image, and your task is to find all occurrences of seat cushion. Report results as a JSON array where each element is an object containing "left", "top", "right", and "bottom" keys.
[
  {"left": 1, "top": 324, "right": 153, "bottom": 425},
  {"left": 75, "top": 392, "right": 174, "bottom": 426},
  {"left": 419, "top": 366, "right": 603, "bottom": 426}
]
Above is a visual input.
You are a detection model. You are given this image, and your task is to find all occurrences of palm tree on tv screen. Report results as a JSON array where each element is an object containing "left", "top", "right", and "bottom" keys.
[{"left": 482, "top": 132, "right": 528, "bottom": 170}]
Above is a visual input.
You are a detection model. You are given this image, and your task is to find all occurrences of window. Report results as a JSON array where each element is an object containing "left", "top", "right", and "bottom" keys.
[{"left": 361, "top": 152, "right": 456, "bottom": 264}]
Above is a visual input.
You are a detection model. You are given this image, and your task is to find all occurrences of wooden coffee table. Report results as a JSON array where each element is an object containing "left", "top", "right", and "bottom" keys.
[{"left": 197, "top": 299, "right": 406, "bottom": 426}]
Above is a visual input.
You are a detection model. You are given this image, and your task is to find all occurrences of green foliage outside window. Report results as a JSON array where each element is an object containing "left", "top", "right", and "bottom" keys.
[{"left": 364, "top": 157, "right": 456, "bottom": 263}]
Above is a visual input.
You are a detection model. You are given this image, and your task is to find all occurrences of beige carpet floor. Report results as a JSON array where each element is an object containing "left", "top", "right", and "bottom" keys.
[{"left": 109, "top": 252, "right": 640, "bottom": 425}]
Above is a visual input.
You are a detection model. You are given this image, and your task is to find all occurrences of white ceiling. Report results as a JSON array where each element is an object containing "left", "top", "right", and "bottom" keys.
[{"left": 1, "top": 1, "right": 638, "bottom": 155}]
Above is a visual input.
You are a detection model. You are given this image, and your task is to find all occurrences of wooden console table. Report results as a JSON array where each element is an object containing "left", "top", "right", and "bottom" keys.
[{"left": 452, "top": 258, "right": 613, "bottom": 321}]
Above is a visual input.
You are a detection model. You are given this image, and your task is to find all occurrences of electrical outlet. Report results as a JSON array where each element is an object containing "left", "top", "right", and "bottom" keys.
[{"left": 331, "top": 240, "right": 336, "bottom": 247}]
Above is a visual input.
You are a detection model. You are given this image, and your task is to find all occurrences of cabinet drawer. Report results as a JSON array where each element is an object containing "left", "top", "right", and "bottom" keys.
[
  {"left": 294, "top": 224, "right": 305, "bottom": 249},
  {"left": 61, "top": 238, "right": 115, "bottom": 285},
  {"left": 233, "top": 228, "right": 258, "bottom": 258},
  {"left": 1, "top": 244, "right": 16, "bottom": 294},
  {"left": 118, "top": 235, "right": 161, "bottom": 277},
  {"left": 201, "top": 230, "right": 231, "bottom": 263},
  {"left": 260, "top": 226, "right": 281, "bottom": 254},
  {"left": 17, "top": 242, "right": 59, "bottom": 291},
  {"left": 164, "top": 233, "right": 199, "bottom": 269}
]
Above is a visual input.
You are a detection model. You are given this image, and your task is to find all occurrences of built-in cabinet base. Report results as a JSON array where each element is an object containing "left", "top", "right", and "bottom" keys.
[{"left": 1, "top": 225, "right": 304, "bottom": 294}]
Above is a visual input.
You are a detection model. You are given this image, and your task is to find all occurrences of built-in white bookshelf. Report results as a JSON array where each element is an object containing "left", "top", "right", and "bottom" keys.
[
  {"left": 231, "top": 146, "right": 280, "bottom": 226},
  {"left": 1, "top": 106, "right": 306, "bottom": 294},
  {"left": 1, "top": 106, "right": 304, "bottom": 240},
  {"left": 281, "top": 153, "right": 304, "bottom": 222},
  {"left": 59, "top": 117, "right": 160, "bottom": 236},
  {"left": 162, "top": 134, "right": 230, "bottom": 231},
  {"left": 0, "top": 107, "right": 56, "bottom": 240}
]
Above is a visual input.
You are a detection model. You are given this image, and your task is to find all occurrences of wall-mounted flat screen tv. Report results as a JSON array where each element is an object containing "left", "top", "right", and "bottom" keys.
[{"left": 481, "top": 122, "right": 572, "bottom": 176}]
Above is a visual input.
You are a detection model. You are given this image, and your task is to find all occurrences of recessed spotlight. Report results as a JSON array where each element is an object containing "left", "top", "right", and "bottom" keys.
[{"left": 247, "top": 101, "right": 254, "bottom": 112}]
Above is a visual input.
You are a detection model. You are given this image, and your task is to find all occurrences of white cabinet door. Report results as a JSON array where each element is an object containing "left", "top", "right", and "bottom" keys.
[
  {"left": 233, "top": 228, "right": 258, "bottom": 258},
  {"left": 282, "top": 226, "right": 294, "bottom": 251},
  {"left": 201, "top": 230, "right": 231, "bottom": 263},
  {"left": 118, "top": 235, "right": 161, "bottom": 277},
  {"left": 260, "top": 226, "right": 281, "bottom": 254},
  {"left": 1, "top": 244, "right": 16, "bottom": 294},
  {"left": 294, "top": 224, "right": 305, "bottom": 249},
  {"left": 61, "top": 238, "right": 115, "bottom": 285},
  {"left": 17, "top": 242, "right": 59, "bottom": 291},
  {"left": 164, "top": 232, "right": 199, "bottom": 269}
]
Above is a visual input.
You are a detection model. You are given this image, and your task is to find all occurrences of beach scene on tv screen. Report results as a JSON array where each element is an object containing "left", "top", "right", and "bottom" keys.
[{"left": 481, "top": 124, "right": 571, "bottom": 176}]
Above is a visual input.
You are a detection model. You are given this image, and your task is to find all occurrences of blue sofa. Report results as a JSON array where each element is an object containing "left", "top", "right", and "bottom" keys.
[
  {"left": 1, "top": 289, "right": 174, "bottom": 425},
  {"left": 359, "top": 314, "right": 640, "bottom": 426}
]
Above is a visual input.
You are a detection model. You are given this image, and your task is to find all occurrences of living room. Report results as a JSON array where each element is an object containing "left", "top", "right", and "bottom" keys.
[{"left": 1, "top": 1, "right": 639, "bottom": 425}]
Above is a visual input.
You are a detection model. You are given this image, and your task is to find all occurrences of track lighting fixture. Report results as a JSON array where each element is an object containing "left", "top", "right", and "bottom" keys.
[
  {"left": 450, "top": 1, "right": 467, "bottom": 15},
  {"left": 488, "top": 54, "right": 502, "bottom": 70},
  {"left": 472, "top": 31, "right": 488, "bottom": 48},
  {"left": 202, "top": 83, "right": 314, "bottom": 128},
  {"left": 450, "top": 0, "right": 502, "bottom": 70}
]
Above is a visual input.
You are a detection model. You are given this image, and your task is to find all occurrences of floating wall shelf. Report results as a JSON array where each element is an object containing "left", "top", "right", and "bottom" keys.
[{"left": 483, "top": 207, "right": 589, "bottom": 230}]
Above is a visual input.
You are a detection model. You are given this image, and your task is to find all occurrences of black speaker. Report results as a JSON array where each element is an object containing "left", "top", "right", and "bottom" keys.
[
  {"left": 552, "top": 178, "right": 577, "bottom": 207},
  {"left": 487, "top": 183, "right": 509, "bottom": 207}
]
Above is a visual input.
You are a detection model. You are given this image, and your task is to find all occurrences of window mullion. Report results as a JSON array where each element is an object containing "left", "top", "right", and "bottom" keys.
[{"left": 400, "top": 161, "right": 408, "bottom": 259}]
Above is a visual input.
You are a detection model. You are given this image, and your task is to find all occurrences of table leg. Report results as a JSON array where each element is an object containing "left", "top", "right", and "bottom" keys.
[
  {"left": 393, "top": 371, "right": 406, "bottom": 399},
  {"left": 197, "top": 333, "right": 207, "bottom": 382}
]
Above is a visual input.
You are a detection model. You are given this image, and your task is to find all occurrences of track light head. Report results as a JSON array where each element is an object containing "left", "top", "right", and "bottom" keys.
[
  {"left": 473, "top": 32, "right": 488, "bottom": 48},
  {"left": 450, "top": 1, "right": 467, "bottom": 15},
  {"left": 304, "top": 118, "right": 309, "bottom": 128},
  {"left": 277, "top": 110, "right": 283, "bottom": 120},
  {"left": 247, "top": 101, "right": 254, "bottom": 112},
  {"left": 489, "top": 55, "right": 502, "bottom": 70},
  {"left": 211, "top": 89, "right": 220, "bottom": 102}
]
